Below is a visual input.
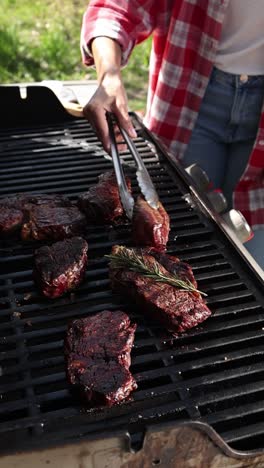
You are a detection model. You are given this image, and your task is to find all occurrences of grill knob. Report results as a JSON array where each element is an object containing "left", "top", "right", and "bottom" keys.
[
  {"left": 185, "top": 164, "right": 210, "bottom": 191},
  {"left": 206, "top": 190, "right": 227, "bottom": 213},
  {"left": 222, "top": 209, "right": 254, "bottom": 243}
]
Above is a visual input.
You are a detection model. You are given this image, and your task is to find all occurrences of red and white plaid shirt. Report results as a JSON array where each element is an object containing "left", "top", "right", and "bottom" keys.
[{"left": 81, "top": 0, "right": 264, "bottom": 229}]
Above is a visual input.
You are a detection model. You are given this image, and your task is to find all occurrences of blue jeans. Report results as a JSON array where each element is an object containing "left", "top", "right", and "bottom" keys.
[{"left": 183, "top": 67, "right": 264, "bottom": 270}]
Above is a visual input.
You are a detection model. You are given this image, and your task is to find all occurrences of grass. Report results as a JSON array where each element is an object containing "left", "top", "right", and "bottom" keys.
[{"left": 0, "top": 0, "right": 151, "bottom": 110}]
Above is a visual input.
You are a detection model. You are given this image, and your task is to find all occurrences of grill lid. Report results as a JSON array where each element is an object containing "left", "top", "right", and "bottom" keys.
[{"left": 0, "top": 86, "right": 264, "bottom": 456}]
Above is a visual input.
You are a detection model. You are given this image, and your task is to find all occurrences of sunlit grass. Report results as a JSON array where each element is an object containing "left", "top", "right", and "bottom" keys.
[{"left": 0, "top": 0, "right": 151, "bottom": 111}]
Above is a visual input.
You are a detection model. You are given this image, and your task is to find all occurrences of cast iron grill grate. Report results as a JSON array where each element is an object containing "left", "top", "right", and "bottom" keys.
[{"left": 0, "top": 103, "right": 264, "bottom": 455}]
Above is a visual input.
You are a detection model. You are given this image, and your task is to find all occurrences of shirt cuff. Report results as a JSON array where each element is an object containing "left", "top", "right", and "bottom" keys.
[{"left": 81, "top": 19, "right": 135, "bottom": 67}]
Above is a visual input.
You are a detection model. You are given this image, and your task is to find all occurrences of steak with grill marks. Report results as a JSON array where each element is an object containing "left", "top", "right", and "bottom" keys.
[
  {"left": 34, "top": 236, "right": 88, "bottom": 298},
  {"left": 65, "top": 310, "right": 137, "bottom": 406},
  {"left": 78, "top": 170, "right": 132, "bottom": 224},
  {"left": 1, "top": 193, "right": 71, "bottom": 211},
  {"left": 109, "top": 246, "right": 211, "bottom": 334},
  {"left": 131, "top": 196, "right": 170, "bottom": 250},
  {"left": 22, "top": 205, "right": 86, "bottom": 241},
  {"left": 0, "top": 207, "right": 24, "bottom": 236},
  {"left": 150, "top": 250, "right": 197, "bottom": 287},
  {"left": 0, "top": 193, "right": 71, "bottom": 237}
]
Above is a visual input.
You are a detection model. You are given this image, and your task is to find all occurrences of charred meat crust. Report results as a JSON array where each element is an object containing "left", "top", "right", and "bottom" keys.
[
  {"left": 78, "top": 171, "right": 132, "bottom": 224},
  {"left": 150, "top": 249, "right": 197, "bottom": 287},
  {"left": 131, "top": 196, "right": 170, "bottom": 250},
  {"left": 0, "top": 207, "right": 24, "bottom": 236},
  {"left": 34, "top": 236, "right": 88, "bottom": 298},
  {"left": 109, "top": 246, "right": 211, "bottom": 334},
  {"left": 0, "top": 193, "right": 73, "bottom": 238},
  {"left": 0, "top": 193, "right": 71, "bottom": 212},
  {"left": 22, "top": 205, "right": 87, "bottom": 241},
  {"left": 65, "top": 310, "right": 137, "bottom": 406}
]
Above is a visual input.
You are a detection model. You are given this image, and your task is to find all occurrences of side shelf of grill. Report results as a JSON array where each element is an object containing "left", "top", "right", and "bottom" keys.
[
  {"left": 1, "top": 422, "right": 264, "bottom": 468},
  {"left": 0, "top": 85, "right": 75, "bottom": 127}
]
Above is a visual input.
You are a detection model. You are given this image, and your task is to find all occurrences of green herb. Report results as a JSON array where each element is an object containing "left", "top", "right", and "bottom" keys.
[{"left": 106, "top": 246, "right": 207, "bottom": 296}]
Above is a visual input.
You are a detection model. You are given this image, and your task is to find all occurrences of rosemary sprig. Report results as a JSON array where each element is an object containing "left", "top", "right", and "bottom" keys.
[{"left": 106, "top": 246, "right": 207, "bottom": 296}]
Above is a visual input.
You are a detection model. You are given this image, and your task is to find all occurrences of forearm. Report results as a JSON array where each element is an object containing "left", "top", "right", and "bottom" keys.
[
  {"left": 81, "top": 1, "right": 155, "bottom": 68},
  {"left": 83, "top": 36, "right": 136, "bottom": 152},
  {"left": 91, "top": 37, "right": 122, "bottom": 83}
]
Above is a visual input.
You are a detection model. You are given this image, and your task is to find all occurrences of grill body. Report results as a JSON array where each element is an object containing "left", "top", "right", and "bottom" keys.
[{"left": 0, "top": 86, "right": 264, "bottom": 465}]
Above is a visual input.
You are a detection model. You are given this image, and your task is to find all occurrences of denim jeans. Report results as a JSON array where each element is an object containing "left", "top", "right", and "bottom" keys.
[{"left": 183, "top": 67, "right": 264, "bottom": 270}]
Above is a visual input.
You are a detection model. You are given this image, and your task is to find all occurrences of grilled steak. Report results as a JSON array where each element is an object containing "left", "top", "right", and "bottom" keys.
[
  {"left": 150, "top": 250, "right": 197, "bottom": 287},
  {"left": 78, "top": 171, "right": 132, "bottom": 223},
  {"left": 65, "top": 310, "right": 137, "bottom": 406},
  {"left": 34, "top": 237, "right": 88, "bottom": 298},
  {"left": 0, "top": 193, "right": 72, "bottom": 238},
  {"left": 109, "top": 246, "right": 211, "bottom": 334},
  {"left": 1, "top": 193, "right": 71, "bottom": 211},
  {"left": 22, "top": 205, "right": 86, "bottom": 241},
  {"left": 0, "top": 206, "right": 24, "bottom": 236},
  {"left": 132, "top": 196, "right": 170, "bottom": 250}
]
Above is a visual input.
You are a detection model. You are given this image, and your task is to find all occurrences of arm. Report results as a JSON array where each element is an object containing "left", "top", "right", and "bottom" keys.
[
  {"left": 83, "top": 36, "right": 136, "bottom": 153},
  {"left": 81, "top": 0, "right": 158, "bottom": 152}
]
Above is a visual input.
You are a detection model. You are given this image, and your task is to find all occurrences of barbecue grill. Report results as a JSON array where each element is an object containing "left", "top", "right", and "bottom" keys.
[{"left": 0, "top": 84, "right": 264, "bottom": 468}]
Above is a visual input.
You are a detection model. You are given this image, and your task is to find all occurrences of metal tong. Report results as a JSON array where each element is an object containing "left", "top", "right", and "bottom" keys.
[{"left": 106, "top": 112, "right": 159, "bottom": 220}]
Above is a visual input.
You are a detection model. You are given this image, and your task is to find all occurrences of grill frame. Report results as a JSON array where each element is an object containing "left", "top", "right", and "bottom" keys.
[{"left": 0, "top": 85, "right": 264, "bottom": 458}]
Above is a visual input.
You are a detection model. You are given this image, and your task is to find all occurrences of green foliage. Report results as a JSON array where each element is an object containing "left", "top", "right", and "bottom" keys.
[
  {"left": 123, "top": 38, "right": 151, "bottom": 110},
  {"left": 0, "top": 0, "right": 85, "bottom": 82},
  {"left": 0, "top": 0, "right": 151, "bottom": 110}
]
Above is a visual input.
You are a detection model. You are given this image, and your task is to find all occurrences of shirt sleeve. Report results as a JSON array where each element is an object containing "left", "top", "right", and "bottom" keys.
[{"left": 80, "top": 0, "right": 157, "bottom": 67}]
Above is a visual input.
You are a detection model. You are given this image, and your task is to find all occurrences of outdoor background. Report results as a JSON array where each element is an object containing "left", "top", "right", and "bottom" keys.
[{"left": 0, "top": 0, "right": 151, "bottom": 111}]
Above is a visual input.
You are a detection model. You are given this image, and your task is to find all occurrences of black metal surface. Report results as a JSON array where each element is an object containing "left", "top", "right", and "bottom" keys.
[{"left": 0, "top": 88, "right": 264, "bottom": 456}]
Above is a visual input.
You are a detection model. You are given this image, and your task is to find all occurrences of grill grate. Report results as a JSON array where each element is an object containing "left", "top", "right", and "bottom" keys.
[{"left": 0, "top": 109, "right": 264, "bottom": 455}]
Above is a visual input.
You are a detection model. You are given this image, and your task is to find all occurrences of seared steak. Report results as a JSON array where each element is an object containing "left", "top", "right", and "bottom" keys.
[
  {"left": 78, "top": 171, "right": 131, "bottom": 223},
  {"left": 1, "top": 193, "right": 71, "bottom": 211},
  {"left": 0, "top": 193, "right": 72, "bottom": 238},
  {"left": 150, "top": 250, "right": 197, "bottom": 287},
  {"left": 22, "top": 205, "right": 86, "bottom": 241},
  {"left": 65, "top": 310, "right": 137, "bottom": 406},
  {"left": 0, "top": 206, "right": 24, "bottom": 236},
  {"left": 109, "top": 246, "right": 211, "bottom": 334},
  {"left": 34, "top": 236, "right": 88, "bottom": 298},
  {"left": 131, "top": 196, "right": 170, "bottom": 250}
]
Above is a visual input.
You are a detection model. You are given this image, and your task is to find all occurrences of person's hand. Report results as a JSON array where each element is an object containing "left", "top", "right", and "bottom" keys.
[
  {"left": 82, "top": 37, "right": 136, "bottom": 153},
  {"left": 83, "top": 71, "right": 136, "bottom": 153}
]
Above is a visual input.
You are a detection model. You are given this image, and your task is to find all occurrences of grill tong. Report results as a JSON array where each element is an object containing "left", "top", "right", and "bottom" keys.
[{"left": 106, "top": 112, "right": 159, "bottom": 220}]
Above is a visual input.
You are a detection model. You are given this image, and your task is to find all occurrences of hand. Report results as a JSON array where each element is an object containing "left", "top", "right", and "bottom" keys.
[{"left": 83, "top": 71, "right": 136, "bottom": 153}]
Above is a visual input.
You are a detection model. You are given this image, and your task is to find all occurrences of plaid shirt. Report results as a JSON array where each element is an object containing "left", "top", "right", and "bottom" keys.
[{"left": 81, "top": 0, "right": 264, "bottom": 229}]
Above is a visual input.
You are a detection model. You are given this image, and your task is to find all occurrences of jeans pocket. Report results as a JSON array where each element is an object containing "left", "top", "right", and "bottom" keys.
[{"left": 241, "top": 88, "right": 264, "bottom": 129}]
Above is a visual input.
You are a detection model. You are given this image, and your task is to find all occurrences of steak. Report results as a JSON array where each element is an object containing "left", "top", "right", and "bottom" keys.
[
  {"left": 0, "top": 193, "right": 72, "bottom": 238},
  {"left": 109, "top": 246, "right": 211, "bottom": 334},
  {"left": 65, "top": 310, "right": 137, "bottom": 406},
  {"left": 78, "top": 171, "right": 132, "bottom": 223},
  {"left": 34, "top": 236, "right": 88, "bottom": 298},
  {"left": 22, "top": 205, "right": 86, "bottom": 241},
  {"left": 131, "top": 196, "right": 170, "bottom": 250},
  {"left": 150, "top": 250, "right": 197, "bottom": 287},
  {"left": 1, "top": 193, "right": 71, "bottom": 211},
  {"left": 0, "top": 206, "right": 24, "bottom": 236}
]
